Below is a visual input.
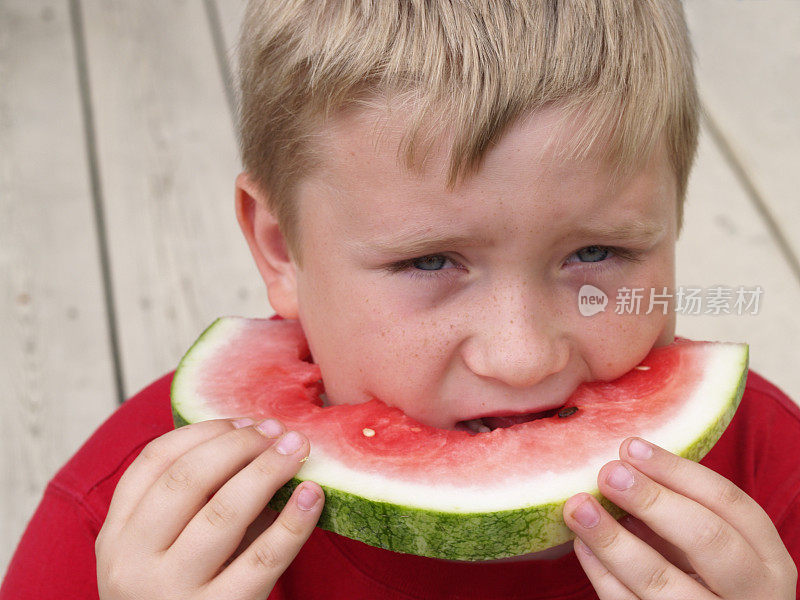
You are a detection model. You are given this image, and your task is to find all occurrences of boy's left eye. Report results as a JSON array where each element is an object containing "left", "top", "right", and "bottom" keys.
[
  {"left": 565, "top": 245, "right": 643, "bottom": 266},
  {"left": 573, "top": 245, "right": 609, "bottom": 262}
]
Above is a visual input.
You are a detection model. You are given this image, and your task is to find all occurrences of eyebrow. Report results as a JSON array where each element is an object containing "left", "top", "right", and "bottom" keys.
[
  {"left": 357, "top": 232, "right": 495, "bottom": 256},
  {"left": 571, "top": 220, "right": 666, "bottom": 244},
  {"left": 358, "top": 219, "right": 665, "bottom": 257}
]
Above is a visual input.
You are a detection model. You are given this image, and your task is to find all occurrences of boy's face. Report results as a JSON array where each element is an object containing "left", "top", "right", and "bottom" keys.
[{"left": 237, "top": 104, "right": 677, "bottom": 432}]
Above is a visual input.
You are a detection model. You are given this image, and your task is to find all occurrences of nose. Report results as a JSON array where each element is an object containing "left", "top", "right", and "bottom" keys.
[{"left": 460, "top": 288, "right": 569, "bottom": 389}]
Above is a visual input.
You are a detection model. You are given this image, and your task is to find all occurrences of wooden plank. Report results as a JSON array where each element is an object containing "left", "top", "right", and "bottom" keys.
[
  {"left": 0, "top": 0, "right": 117, "bottom": 576},
  {"left": 684, "top": 0, "right": 800, "bottom": 276},
  {"left": 213, "top": 0, "right": 246, "bottom": 77},
  {"left": 80, "top": 0, "right": 270, "bottom": 399},
  {"left": 206, "top": 0, "right": 244, "bottom": 112},
  {"left": 676, "top": 123, "right": 800, "bottom": 405}
]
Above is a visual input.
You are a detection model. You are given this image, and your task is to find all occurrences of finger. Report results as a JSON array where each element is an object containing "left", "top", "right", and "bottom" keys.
[
  {"left": 564, "top": 493, "right": 717, "bottom": 599},
  {"left": 597, "top": 458, "right": 763, "bottom": 597},
  {"left": 619, "top": 515, "right": 695, "bottom": 573},
  {"left": 125, "top": 419, "right": 285, "bottom": 552},
  {"left": 222, "top": 508, "right": 280, "bottom": 569},
  {"left": 104, "top": 418, "right": 247, "bottom": 531},
  {"left": 621, "top": 437, "right": 791, "bottom": 567},
  {"left": 575, "top": 535, "right": 715, "bottom": 599},
  {"left": 168, "top": 430, "right": 313, "bottom": 583},
  {"left": 204, "top": 481, "right": 324, "bottom": 599},
  {"left": 573, "top": 538, "right": 638, "bottom": 600}
]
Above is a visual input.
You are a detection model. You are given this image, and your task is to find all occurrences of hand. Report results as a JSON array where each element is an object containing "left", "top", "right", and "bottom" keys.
[
  {"left": 96, "top": 417, "right": 324, "bottom": 600},
  {"left": 562, "top": 437, "right": 797, "bottom": 599}
]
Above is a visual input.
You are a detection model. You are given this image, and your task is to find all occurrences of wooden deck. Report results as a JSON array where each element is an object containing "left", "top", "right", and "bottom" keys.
[{"left": 2, "top": 0, "right": 799, "bottom": 577}]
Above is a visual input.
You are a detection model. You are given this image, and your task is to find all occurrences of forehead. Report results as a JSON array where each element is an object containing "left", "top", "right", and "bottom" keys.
[{"left": 299, "top": 104, "right": 676, "bottom": 239}]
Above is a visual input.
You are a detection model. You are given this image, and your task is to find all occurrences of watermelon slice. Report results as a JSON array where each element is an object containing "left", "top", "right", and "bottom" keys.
[{"left": 170, "top": 317, "right": 748, "bottom": 561}]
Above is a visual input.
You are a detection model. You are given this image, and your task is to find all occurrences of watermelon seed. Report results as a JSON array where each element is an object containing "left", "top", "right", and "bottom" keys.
[
  {"left": 362, "top": 428, "right": 376, "bottom": 437},
  {"left": 557, "top": 407, "right": 578, "bottom": 418},
  {"left": 635, "top": 365, "right": 651, "bottom": 371},
  {"left": 410, "top": 427, "right": 422, "bottom": 432}
]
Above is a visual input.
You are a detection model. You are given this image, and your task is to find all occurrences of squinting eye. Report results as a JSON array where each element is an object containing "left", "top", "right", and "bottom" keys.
[
  {"left": 412, "top": 255, "right": 448, "bottom": 270},
  {"left": 384, "top": 254, "right": 461, "bottom": 278},
  {"left": 575, "top": 245, "right": 609, "bottom": 263}
]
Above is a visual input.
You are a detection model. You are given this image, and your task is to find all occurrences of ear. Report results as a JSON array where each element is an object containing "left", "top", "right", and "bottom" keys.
[{"left": 235, "top": 172, "right": 299, "bottom": 319}]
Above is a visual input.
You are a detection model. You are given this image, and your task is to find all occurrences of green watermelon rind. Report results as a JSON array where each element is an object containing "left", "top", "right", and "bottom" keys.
[
  {"left": 170, "top": 318, "right": 749, "bottom": 561},
  {"left": 243, "top": 351, "right": 749, "bottom": 560},
  {"left": 171, "top": 406, "right": 625, "bottom": 560}
]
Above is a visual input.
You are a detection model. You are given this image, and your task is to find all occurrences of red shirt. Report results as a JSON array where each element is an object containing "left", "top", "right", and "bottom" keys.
[{"left": 3, "top": 369, "right": 800, "bottom": 599}]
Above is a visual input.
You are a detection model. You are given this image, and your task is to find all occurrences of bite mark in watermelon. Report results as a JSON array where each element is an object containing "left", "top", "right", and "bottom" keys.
[{"left": 170, "top": 317, "right": 748, "bottom": 561}]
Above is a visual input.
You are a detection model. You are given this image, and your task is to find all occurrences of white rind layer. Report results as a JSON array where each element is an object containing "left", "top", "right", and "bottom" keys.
[
  {"left": 173, "top": 320, "right": 747, "bottom": 513},
  {"left": 172, "top": 317, "right": 245, "bottom": 398},
  {"left": 296, "top": 343, "right": 745, "bottom": 511}
]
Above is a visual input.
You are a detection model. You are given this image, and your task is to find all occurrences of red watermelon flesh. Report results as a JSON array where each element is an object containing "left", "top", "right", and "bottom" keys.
[
  {"left": 171, "top": 317, "right": 748, "bottom": 560},
  {"left": 193, "top": 319, "right": 705, "bottom": 482}
]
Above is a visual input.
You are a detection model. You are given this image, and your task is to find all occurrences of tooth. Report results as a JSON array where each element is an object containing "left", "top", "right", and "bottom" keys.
[{"left": 463, "top": 418, "right": 490, "bottom": 434}]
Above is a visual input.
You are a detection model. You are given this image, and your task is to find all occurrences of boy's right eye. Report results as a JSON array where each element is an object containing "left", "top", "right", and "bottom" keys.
[{"left": 384, "top": 254, "right": 461, "bottom": 277}]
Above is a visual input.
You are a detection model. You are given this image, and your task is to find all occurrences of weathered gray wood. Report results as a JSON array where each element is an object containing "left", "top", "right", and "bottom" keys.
[
  {"left": 80, "top": 0, "right": 271, "bottom": 399},
  {"left": 214, "top": 0, "right": 246, "bottom": 77},
  {"left": 0, "top": 0, "right": 117, "bottom": 577},
  {"left": 677, "top": 124, "right": 800, "bottom": 405},
  {"left": 684, "top": 0, "right": 800, "bottom": 278}
]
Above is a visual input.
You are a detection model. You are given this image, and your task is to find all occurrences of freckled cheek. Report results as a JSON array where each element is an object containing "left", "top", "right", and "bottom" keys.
[
  {"left": 577, "top": 326, "right": 641, "bottom": 380},
  {"left": 301, "top": 270, "right": 386, "bottom": 337},
  {"left": 336, "top": 331, "right": 452, "bottom": 420},
  {"left": 574, "top": 272, "right": 675, "bottom": 378},
  {"left": 367, "top": 318, "right": 459, "bottom": 378},
  {"left": 580, "top": 304, "right": 671, "bottom": 379}
]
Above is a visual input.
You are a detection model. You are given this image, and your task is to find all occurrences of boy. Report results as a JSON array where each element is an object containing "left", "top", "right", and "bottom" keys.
[{"left": 2, "top": 1, "right": 798, "bottom": 598}]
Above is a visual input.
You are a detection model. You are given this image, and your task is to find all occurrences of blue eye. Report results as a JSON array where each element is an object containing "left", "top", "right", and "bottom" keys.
[
  {"left": 564, "top": 245, "right": 642, "bottom": 269},
  {"left": 411, "top": 255, "right": 448, "bottom": 270},
  {"left": 386, "top": 246, "right": 640, "bottom": 280},
  {"left": 575, "top": 245, "right": 609, "bottom": 263},
  {"left": 384, "top": 254, "right": 461, "bottom": 279}
]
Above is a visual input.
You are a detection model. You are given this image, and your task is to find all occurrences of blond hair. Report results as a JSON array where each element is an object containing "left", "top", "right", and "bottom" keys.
[{"left": 238, "top": 0, "right": 699, "bottom": 264}]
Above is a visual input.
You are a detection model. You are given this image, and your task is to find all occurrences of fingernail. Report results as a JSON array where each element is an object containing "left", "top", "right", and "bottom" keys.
[
  {"left": 607, "top": 463, "right": 634, "bottom": 490},
  {"left": 232, "top": 418, "right": 254, "bottom": 429},
  {"left": 255, "top": 419, "right": 283, "bottom": 438},
  {"left": 571, "top": 497, "right": 600, "bottom": 528},
  {"left": 628, "top": 438, "right": 653, "bottom": 460},
  {"left": 296, "top": 486, "right": 319, "bottom": 510},
  {"left": 276, "top": 431, "right": 303, "bottom": 454}
]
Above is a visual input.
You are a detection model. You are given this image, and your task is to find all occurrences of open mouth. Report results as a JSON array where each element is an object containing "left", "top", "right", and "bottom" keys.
[{"left": 455, "top": 406, "right": 563, "bottom": 434}]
